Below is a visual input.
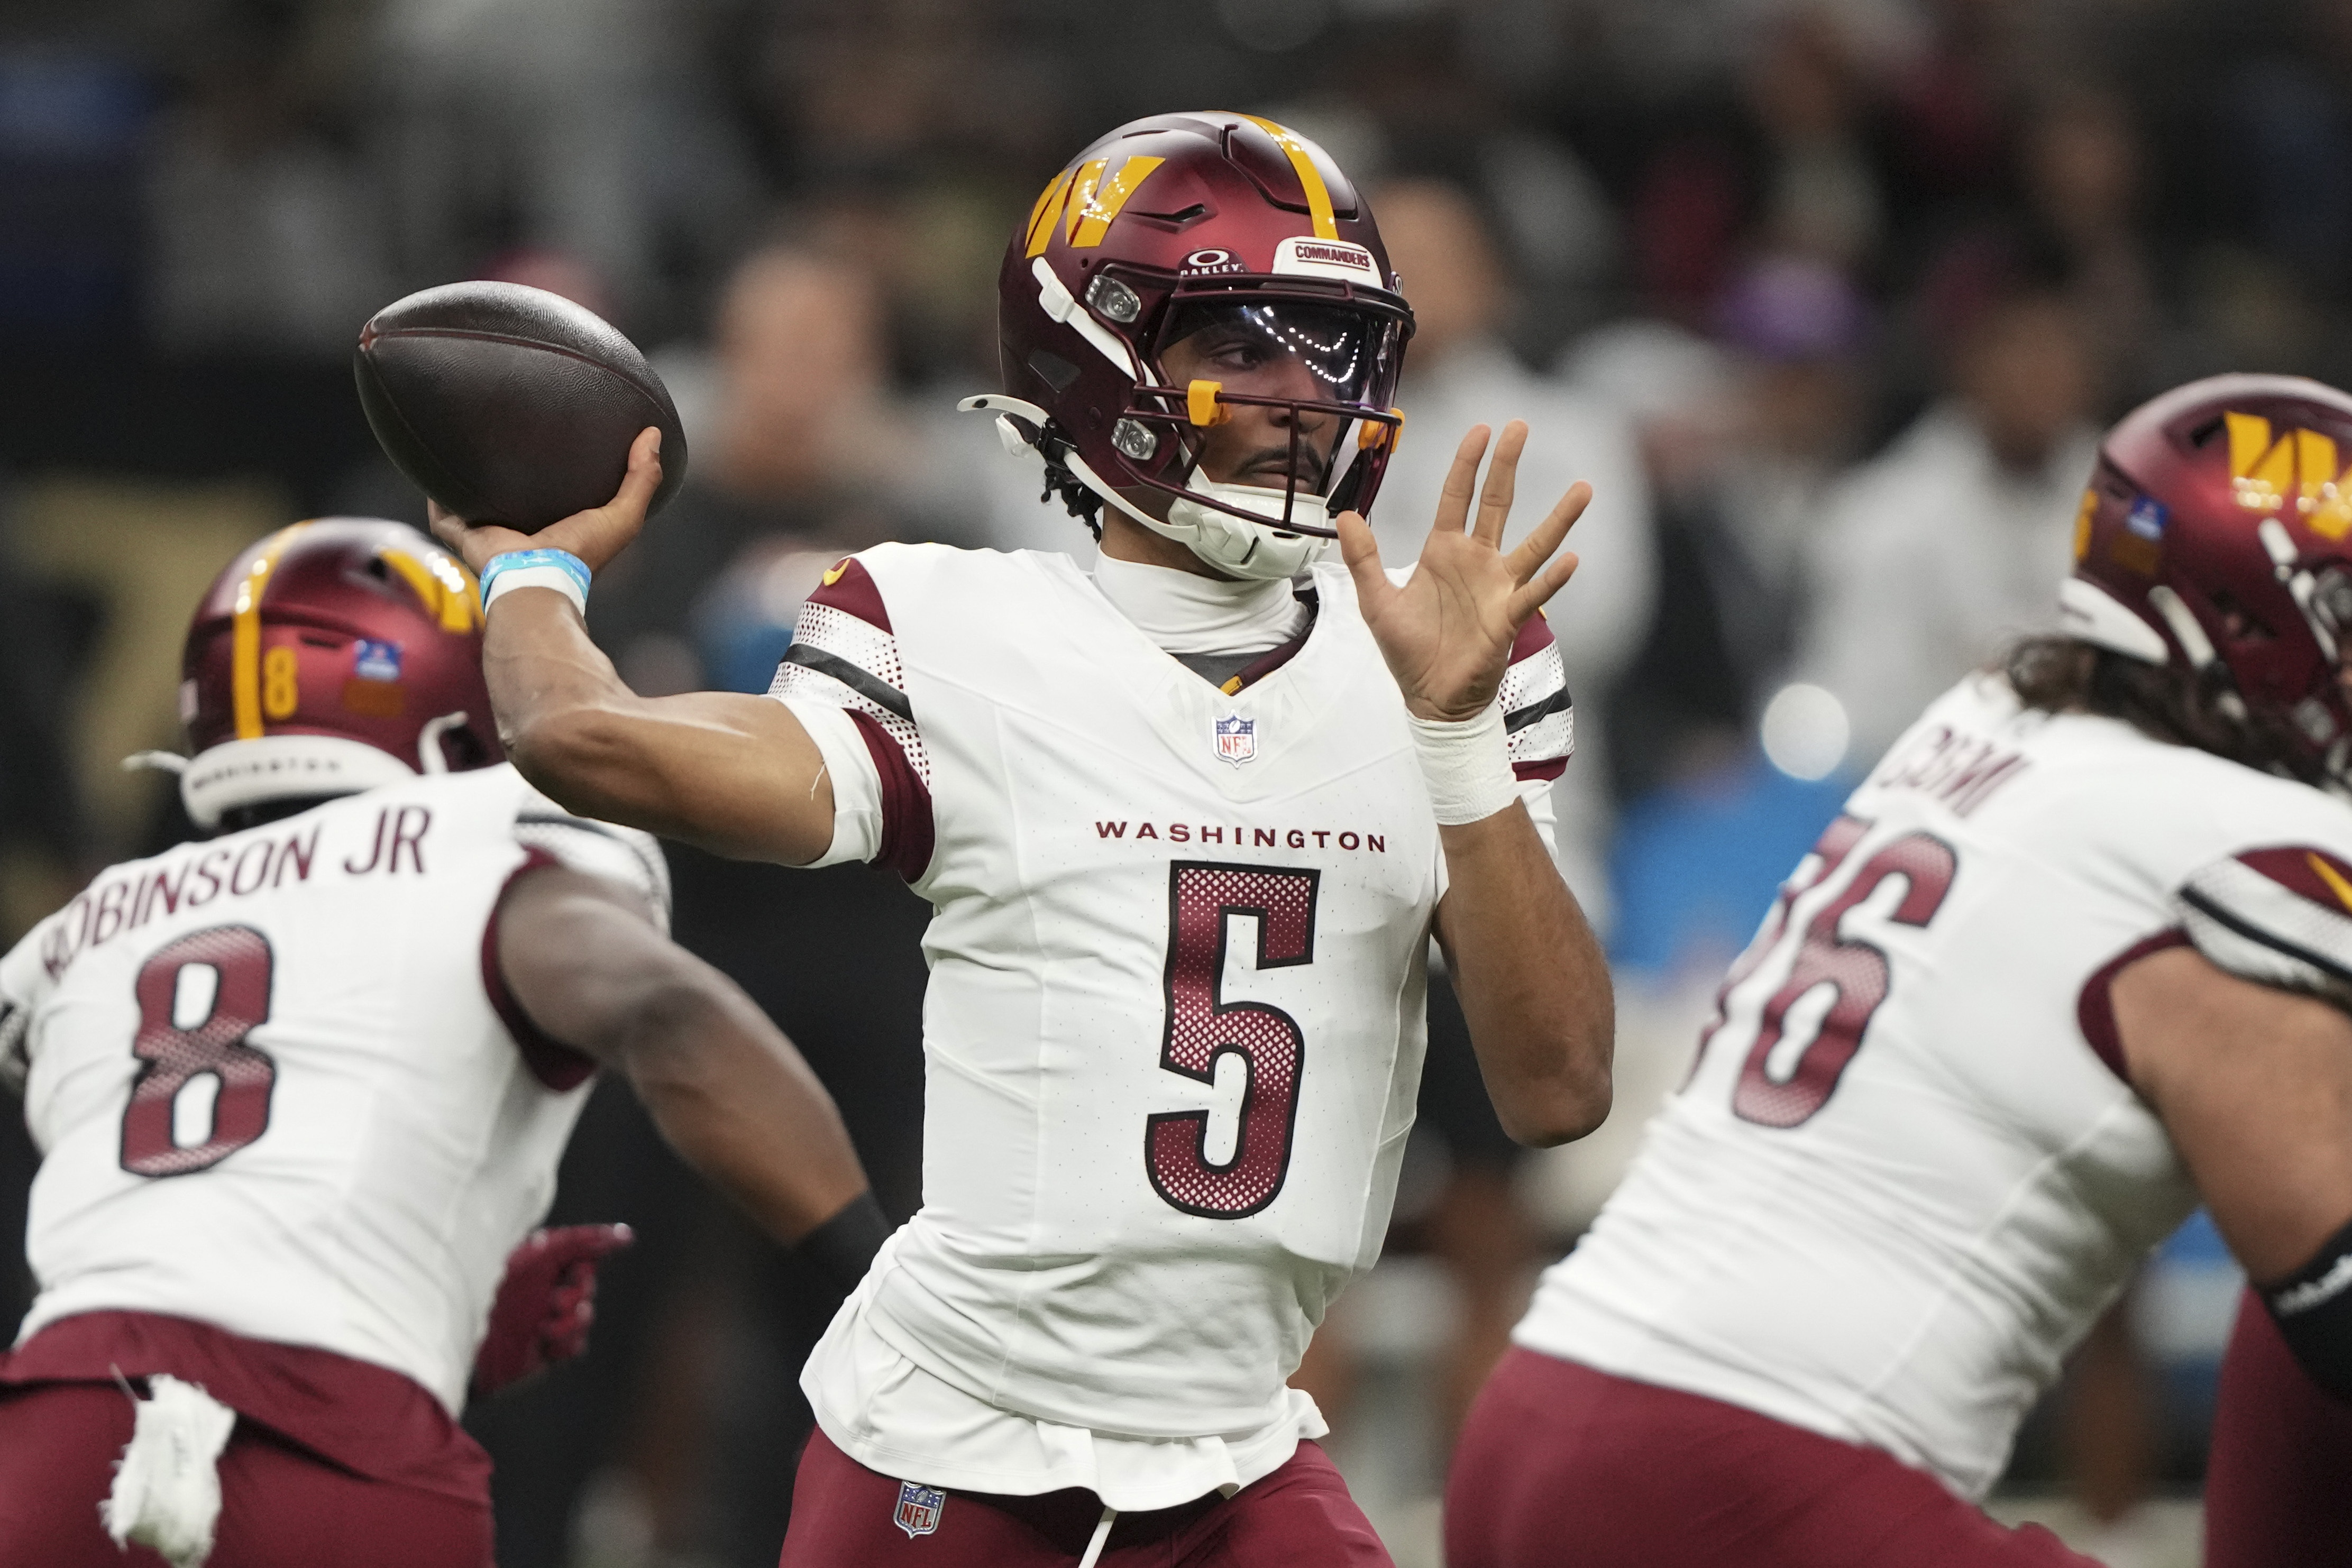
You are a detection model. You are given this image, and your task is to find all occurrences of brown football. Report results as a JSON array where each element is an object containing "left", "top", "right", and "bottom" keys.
[{"left": 354, "top": 281, "right": 687, "bottom": 533}]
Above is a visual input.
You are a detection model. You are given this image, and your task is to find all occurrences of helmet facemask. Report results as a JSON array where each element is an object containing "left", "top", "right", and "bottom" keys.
[{"left": 1095, "top": 287, "right": 1405, "bottom": 580}]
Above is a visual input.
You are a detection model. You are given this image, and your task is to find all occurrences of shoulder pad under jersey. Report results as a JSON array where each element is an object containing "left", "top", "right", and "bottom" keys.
[
  {"left": 512, "top": 797, "right": 673, "bottom": 933},
  {"left": 2179, "top": 845, "right": 2352, "bottom": 1005}
]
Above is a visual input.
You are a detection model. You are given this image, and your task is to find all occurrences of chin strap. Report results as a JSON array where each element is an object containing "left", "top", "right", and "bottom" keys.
[
  {"left": 417, "top": 711, "right": 469, "bottom": 774},
  {"left": 957, "top": 392, "right": 1328, "bottom": 579},
  {"left": 959, "top": 395, "right": 1105, "bottom": 537}
]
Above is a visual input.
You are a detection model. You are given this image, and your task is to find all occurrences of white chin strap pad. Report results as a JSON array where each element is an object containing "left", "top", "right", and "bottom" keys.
[
  {"left": 180, "top": 735, "right": 417, "bottom": 829},
  {"left": 1161, "top": 489, "right": 1324, "bottom": 581}
]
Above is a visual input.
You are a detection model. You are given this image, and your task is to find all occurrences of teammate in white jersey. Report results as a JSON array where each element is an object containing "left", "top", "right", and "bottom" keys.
[
  {"left": 433, "top": 111, "right": 1615, "bottom": 1565},
  {"left": 1448, "top": 374, "right": 2352, "bottom": 1567},
  {"left": 0, "top": 520, "right": 882, "bottom": 1568}
]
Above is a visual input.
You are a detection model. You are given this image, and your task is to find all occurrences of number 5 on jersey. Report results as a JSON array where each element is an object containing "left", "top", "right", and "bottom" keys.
[
  {"left": 121, "top": 924, "right": 279, "bottom": 1177},
  {"left": 1148, "top": 864, "right": 1320, "bottom": 1219}
]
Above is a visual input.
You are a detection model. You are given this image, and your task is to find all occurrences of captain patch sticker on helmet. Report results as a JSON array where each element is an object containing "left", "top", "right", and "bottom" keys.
[
  {"left": 354, "top": 640, "right": 402, "bottom": 682},
  {"left": 2110, "top": 495, "right": 2166, "bottom": 574}
]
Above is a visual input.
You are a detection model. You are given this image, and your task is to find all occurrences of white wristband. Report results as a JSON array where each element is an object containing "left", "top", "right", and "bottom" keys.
[
  {"left": 482, "top": 564, "right": 589, "bottom": 619},
  {"left": 1410, "top": 701, "right": 1517, "bottom": 825}
]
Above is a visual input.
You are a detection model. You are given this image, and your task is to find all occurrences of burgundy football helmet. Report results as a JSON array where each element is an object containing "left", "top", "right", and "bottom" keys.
[
  {"left": 172, "top": 518, "right": 502, "bottom": 828},
  {"left": 2063, "top": 373, "right": 2352, "bottom": 784},
  {"left": 963, "top": 111, "right": 1413, "bottom": 579}
]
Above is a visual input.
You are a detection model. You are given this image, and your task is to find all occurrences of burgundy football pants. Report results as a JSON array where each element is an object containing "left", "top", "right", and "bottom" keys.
[
  {"left": 2204, "top": 1289, "right": 2352, "bottom": 1567},
  {"left": 777, "top": 1427, "right": 1393, "bottom": 1566},
  {"left": 0, "top": 1381, "right": 492, "bottom": 1567},
  {"left": 1447, "top": 1347, "right": 2102, "bottom": 1568}
]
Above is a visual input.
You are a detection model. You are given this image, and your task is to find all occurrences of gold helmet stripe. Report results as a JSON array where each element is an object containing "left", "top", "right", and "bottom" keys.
[
  {"left": 230, "top": 521, "right": 313, "bottom": 739},
  {"left": 1239, "top": 115, "right": 1338, "bottom": 240},
  {"left": 376, "top": 540, "right": 481, "bottom": 632}
]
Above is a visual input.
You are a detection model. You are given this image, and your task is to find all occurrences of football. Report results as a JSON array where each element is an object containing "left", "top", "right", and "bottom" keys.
[{"left": 353, "top": 281, "right": 688, "bottom": 533}]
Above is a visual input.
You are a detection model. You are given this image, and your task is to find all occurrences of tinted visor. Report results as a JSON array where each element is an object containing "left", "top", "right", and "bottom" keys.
[{"left": 1159, "top": 300, "right": 1389, "bottom": 409}]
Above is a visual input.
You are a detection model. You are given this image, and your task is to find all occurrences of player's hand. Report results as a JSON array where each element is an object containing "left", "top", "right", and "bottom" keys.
[
  {"left": 428, "top": 425, "right": 665, "bottom": 577},
  {"left": 1337, "top": 420, "right": 1587, "bottom": 722},
  {"left": 468, "top": 1222, "right": 634, "bottom": 1400}
]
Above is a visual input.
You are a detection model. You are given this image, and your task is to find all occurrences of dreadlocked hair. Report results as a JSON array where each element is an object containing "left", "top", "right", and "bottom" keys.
[
  {"left": 1035, "top": 426, "right": 1105, "bottom": 540},
  {"left": 2001, "top": 635, "right": 2314, "bottom": 781}
]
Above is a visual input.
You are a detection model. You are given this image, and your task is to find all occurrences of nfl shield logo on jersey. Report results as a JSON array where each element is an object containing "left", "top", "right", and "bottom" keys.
[
  {"left": 1214, "top": 712, "right": 1257, "bottom": 766},
  {"left": 893, "top": 1480, "right": 946, "bottom": 1539}
]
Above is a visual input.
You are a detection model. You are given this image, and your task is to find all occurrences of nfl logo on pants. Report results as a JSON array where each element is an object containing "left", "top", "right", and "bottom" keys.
[{"left": 894, "top": 1480, "right": 946, "bottom": 1539}]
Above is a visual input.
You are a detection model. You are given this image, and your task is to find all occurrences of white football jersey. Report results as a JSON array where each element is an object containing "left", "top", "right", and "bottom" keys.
[
  {"left": 0, "top": 764, "right": 667, "bottom": 1414},
  {"left": 1517, "top": 673, "right": 2352, "bottom": 1499},
  {"left": 771, "top": 544, "right": 1572, "bottom": 1457}
]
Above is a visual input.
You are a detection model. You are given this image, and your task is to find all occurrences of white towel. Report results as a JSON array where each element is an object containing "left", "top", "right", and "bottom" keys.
[{"left": 101, "top": 1374, "right": 237, "bottom": 1568}]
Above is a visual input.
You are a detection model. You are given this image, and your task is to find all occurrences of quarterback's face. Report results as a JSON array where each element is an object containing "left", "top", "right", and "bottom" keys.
[{"left": 1157, "top": 301, "right": 1379, "bottom": 496}]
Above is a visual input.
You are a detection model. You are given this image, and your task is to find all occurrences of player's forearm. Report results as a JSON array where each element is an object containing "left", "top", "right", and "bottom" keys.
[
  {"left": 481, "top": 588, "right": 663, "bottom": 807},
  {"left": 615, "top": 977, "right": 873, "bottom": 1244},
  {"left": 1436, "top": 803, "right": 1613, "bottom": 1146},
  {"left": 482, "top": 590, "right": 835, "bottom": 863},
  {"left": 497, "top": 868, "right": 869, "bottom": 1241}
]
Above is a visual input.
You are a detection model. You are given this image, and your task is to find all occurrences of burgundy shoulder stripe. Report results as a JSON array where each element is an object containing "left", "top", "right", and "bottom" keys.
[
  {"left": 2076, "top": 928, "right": 2192, "bottom": 1088},
  {"left": 807, "top": 557, "right": 891, "bottom": 632}
]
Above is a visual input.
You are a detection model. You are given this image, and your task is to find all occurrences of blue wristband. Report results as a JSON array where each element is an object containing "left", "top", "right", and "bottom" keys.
[{"left": 480, "top": 548, "right": 593, "bottom": 614}]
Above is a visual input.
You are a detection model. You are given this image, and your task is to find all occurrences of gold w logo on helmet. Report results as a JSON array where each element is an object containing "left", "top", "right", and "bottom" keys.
[
  {"left": 2227, "top": 411, "right": 2352, "bottom": 538},
  {"left": 1023, "top": 155, "right": 1166, "bottom": 257}
]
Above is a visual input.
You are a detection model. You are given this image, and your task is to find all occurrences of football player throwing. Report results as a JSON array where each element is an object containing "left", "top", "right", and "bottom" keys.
[
  {"left": 433, "top": 112, "right": 1613, "bottom": 1566},
  {"left": 0, "top": 520, "right": 882, "bottom": 1567},
  {"left": 1448, "top": 374, "right": 2352, "bottom": 1566}
]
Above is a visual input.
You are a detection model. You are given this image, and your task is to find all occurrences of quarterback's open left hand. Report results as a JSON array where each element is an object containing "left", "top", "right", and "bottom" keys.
[
  {"left": 1337, "top": 420, "right": 1588, "bottom": 722},
  {"left": 428, "top": 425, "right": 665, "bottom": 577},
  {"left": 469, "top": 1223, "right": 635, "bottom": 1400}
]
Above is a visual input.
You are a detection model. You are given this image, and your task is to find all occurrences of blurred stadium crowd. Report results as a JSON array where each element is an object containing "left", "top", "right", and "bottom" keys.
[{"left": 1, "top": 0, "right": 2342, "bottom": 1563}]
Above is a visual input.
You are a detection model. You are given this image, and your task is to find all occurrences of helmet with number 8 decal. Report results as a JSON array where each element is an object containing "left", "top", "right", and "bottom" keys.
[
  {"left": 171, "top": 518, "right": 503, "bottom": 830},
  {"left": 964, "top": 111, "right": 1414, "bottom": 580},
  {"left": 2063, "top": 373, "right": 2352, "bottom": 787}
]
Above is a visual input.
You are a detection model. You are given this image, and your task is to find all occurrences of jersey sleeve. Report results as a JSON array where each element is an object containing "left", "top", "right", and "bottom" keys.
[
  {"left": 1499, "top": 611, "right": 1573, "bottom": 784},
  {"left": 764, "top": 556, "right": 936, "bottom": 881},
  {"left": 2177, "top": 845, "right": 2352, "bottom": 1006}
]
